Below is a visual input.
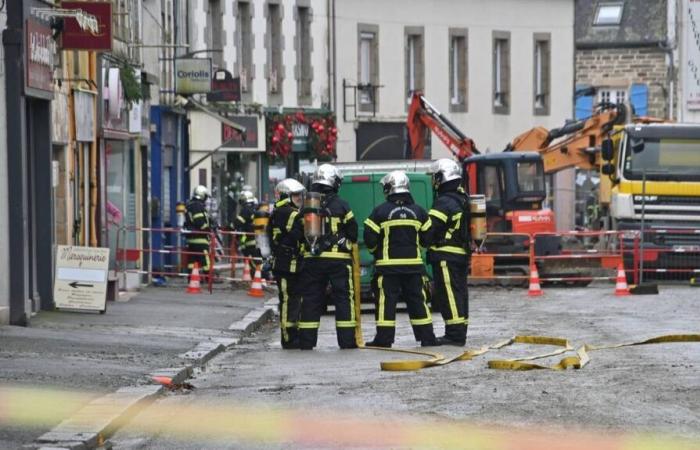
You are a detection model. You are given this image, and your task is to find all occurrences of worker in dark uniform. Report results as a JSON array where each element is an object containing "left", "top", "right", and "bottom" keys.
[
  {"left": 420, "top": 159, "right": 471, "bottom": 346},
  {"left": 268, "top": 178, "right": 306, "bottom": 349},
  {"left": 184, "top": 185, "right": 212, "bottom": 280},
  {"left": 235, "top": 189, "right": 259, "bottom": 274},
  {"left": 297, "top": 164, "right": 358, "bottom": 350},
  {"left": 364, "top": 171, "right": 439, "bottom": 348}
]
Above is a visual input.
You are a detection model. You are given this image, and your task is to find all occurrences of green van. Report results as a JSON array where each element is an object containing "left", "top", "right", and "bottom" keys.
[{"left": 338, "top": 169, "right": 434, "bottom": 299}]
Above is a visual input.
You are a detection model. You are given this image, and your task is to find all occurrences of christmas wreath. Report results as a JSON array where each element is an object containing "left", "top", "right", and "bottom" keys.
[{"left": 266, "top": 111, "right": 338, "bottom": 161}]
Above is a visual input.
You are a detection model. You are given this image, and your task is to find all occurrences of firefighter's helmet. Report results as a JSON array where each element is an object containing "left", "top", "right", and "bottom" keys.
[
  {"left": 239, "top": 189, "right": 255, "bottom": 204},
  {"left": 380, "top": 171, "right": 411, "bottom": 196},
  {"left": 192, "top": 185, "right": 209, "bottom": 200},
  {"left": 430, "top": 158, "right": 462, "bottom": 187},
  {"left": 276, "top": 179, "right": 306, "bottom": 198},
  {"left": 312, "top": 164, "right": 343, "bottom": 191}
]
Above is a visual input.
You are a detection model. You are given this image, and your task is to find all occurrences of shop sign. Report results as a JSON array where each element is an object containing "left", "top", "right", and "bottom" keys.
[
  {"left": 74, "top": 91, "right": 96, "bottom": 142},
  {"left": 207, "top": 70, "right": 241, "bottom": 102},
  {"left": 291, "top": 122, "right": 310, "bottom": 152},
  {"left": 54, "top": 245, "right": 110, "bottom": 313},
  {"left": 52, "top": 92, "right": 70, "bottom": 144},
  {"left": 26, "top": 19, "right": 54, "bottom": 93},
  {"left": 61, "top": 2, "right": 113, "bottom": 51},
  {"left": 222, "top": 116, "right": 259, "bottom": 149},
  {"left": 175, "top": 58, "right": 212, "bottom": 94}
]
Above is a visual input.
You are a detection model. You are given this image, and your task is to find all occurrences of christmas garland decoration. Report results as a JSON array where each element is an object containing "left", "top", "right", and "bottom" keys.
[{"left": 266, "top": 110, "right": 338, "bottom": 161}]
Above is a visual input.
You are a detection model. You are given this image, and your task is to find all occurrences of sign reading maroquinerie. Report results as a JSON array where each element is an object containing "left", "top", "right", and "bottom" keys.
[
  {"left": 175, "top": 59, "right": 212, "bottom": 94},
  {"left": 54, "top": 245, "right": 110, "bottom": 313},
  {"left": 26, "top": 19, "right": 54, "bottom": 93}
]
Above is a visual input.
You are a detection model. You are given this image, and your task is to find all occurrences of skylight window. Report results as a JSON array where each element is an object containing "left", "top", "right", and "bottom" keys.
[{"left": 594, "top": 3, "right": 624, "bottom": 25}]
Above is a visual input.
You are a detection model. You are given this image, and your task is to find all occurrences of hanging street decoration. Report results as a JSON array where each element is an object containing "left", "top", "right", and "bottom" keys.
[{"left": 266, "top": 111, "right": 338, "bottom": 161}]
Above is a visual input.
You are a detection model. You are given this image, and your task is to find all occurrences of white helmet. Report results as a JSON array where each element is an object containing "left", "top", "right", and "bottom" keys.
[
  {"left": 312, "top": 164, "right": 343, "bottom": 191},
  {"left": 430, "top": 158, "right": 462, "bottom": 187},
  {"left": 276, "top": 179, "right": 306, "bottom": 198},
  {"left": 380, "top": 171, "right": 410, "bottom": 196},
  {"left": 239, "top": 189, "right": 255, "bottom": 204},
  {"left": 192, "top": 185, "right": 209, "bottom": 200}
]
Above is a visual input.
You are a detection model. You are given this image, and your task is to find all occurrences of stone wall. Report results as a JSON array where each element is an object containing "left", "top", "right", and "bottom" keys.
[{"left": 576, "top": 47, "right": 669, "bottom": 118}]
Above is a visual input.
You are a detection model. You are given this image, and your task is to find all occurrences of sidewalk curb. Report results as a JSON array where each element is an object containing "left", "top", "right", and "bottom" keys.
[
  {"left": 228, "top": 303, "right": 275, "bottom": 336},
  {"left": 32, "top": 298, "right": 270, "bottom": 449},
  {"left": 34, "top": 385, "right": 163, "bottom": 449}
]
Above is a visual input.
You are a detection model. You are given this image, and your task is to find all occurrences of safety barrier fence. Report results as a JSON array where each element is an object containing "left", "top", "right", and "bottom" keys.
[
  {"left": 620, "top": 228, "right": 700, "bottom": 284},
  {"left": 115, "top": 226, "right": 266, "bottom": 294}
]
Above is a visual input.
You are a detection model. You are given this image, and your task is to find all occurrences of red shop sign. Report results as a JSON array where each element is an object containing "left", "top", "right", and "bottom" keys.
[
  {"left": 26, "top": 19, "right": 54, "bottom": 93},
  {"left": 61, "top": 1, "right": 113, "bottom": 51}
]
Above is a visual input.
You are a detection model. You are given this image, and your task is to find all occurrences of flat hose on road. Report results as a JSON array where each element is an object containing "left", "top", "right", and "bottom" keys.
[{"left": 352, "top": 246, "right": 700, "bottom": 372}]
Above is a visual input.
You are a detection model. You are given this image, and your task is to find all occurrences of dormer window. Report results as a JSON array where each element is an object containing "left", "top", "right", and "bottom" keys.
[{"left": 594, "top": 2, "right": 624, "bottom": 26}]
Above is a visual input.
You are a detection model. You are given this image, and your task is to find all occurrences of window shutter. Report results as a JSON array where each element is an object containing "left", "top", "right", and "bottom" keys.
[
  {"left": 630, "top": 83, "right": 648, "bottom": 117},
  {"left": 575, "top": 84, "right": 594, "bottom": 120}
]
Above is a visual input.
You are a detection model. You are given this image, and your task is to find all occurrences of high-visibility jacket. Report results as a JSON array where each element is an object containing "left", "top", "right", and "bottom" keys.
[
  {"left": 268, "top": 198, "right": 304, "bottom": 274},
  {"left": 299, "top": 187, "right": 358, "bottom": 260},
  {"left": 363, "top": 193, "right": 428, "bottom": 275},
  {"left": 420, "top": 183, "right": 470, "bottom": 265},
  {"left": 235, "top": 203, "right": 257, "bottom": 249},
  {"left": 184, "top": 199, "right": 211, "bottom": 245}
]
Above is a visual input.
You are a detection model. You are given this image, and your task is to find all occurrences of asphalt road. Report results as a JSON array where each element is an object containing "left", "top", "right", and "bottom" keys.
[{"left": 109, "top": 285, "right": 700, "bottom": 449}]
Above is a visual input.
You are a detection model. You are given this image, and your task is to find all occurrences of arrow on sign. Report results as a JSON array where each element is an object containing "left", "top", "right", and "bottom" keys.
[{"left": 69, "top": 281, "right": 94, "bottom": 289}]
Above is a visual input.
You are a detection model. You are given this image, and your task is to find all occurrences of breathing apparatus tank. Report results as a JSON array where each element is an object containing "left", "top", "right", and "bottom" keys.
[
  {"left": 253, "top": 208, "right": 271, "bottom": 258},
  {"left": 303, "top": 192, "right": 325, "bottom": 255}
]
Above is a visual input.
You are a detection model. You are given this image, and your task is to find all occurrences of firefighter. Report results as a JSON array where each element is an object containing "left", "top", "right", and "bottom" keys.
[
  {"left": 363, "top": 171, "right": 439, "bottom": 348},
  {"left": 184, "top": 185, "right": 212, "bottom": 279},
  {"left": 419, "top": 159, "right": 471, "bottom": 346},
  {"left": 268, "top": 179, "right": 306, "bottom": 349},
  {"left": 297, "top": 164, "right": 358, "bottom": 350},
  {"left": 235, "top": 189, "right": 259, "bottom": 274}
]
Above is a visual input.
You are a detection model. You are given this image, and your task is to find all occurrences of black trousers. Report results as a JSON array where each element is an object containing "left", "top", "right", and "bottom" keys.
[
  {"left": 431, "top": 260, "right": 469, "bottom": 343},
  {"left": 298, "top": 258, "right": 357, "bottom": 349},
  {"left": 372, "top": 273, "right": 436, "bottom": 345},
  {"left": 186, "top": 242, "right": 211, "bottom": 278},
  {"left": 274, "top": 272, "right": 301, "bottom": 349}
]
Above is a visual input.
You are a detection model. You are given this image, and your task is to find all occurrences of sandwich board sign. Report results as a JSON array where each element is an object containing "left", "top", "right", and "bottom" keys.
[{"left": 54, "top": 246, "right": 110, "bottom": 313}]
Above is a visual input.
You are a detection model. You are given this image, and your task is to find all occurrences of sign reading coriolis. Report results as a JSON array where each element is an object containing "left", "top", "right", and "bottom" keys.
[{"left": 54, "top": 246, "right": 110, "bottom": 313}]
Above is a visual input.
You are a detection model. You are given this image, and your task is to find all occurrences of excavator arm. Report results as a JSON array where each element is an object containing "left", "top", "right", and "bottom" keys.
[
  {"left": 407, "top": 92, "right": 479, "bottom": 161},
  {"left": 505, "top": 102, "right": 626, "bottom": 173}
]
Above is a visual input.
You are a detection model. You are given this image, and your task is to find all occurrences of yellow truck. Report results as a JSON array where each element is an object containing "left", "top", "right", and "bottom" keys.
[{"left": 602, "top": 123, "right": 700, "bottom": 280}]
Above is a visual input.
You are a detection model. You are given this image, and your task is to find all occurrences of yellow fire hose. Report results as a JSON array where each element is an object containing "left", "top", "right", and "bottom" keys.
[{"left": 352, "top": 246, "right": 700, "bottom": 372}]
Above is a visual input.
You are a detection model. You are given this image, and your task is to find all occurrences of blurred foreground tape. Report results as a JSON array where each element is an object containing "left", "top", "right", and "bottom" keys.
[
  {"left": 373, "top": 334, "right": 700, "bottom": 372},
  {"left": 1, "top": 385, "right": 699, "bottom": 450}
]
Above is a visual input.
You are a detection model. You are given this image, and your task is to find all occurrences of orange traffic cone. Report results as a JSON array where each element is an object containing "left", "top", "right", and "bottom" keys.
[
  {"left": 187, "top": 262, "right": 202, "bottom": 294},
  {"left": 242, "top": 257, "right": 252, "bottom": 281},
  {"left": 615, "top": 263, "right": 630, "bottom": 296},
  {"left": 247, "top": 265, "right": 265, "bottom": 298},
  {"left": 528, "top": 264, "right": 543, "bottom": 297}
]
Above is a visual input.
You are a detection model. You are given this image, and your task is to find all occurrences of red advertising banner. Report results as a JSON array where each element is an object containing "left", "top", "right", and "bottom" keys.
[
  {"left": 26, "top": 19, "right": 54, "bottom": 93},
  {"left": 61, "top": 1, "right": 113, "bottom": 51}
]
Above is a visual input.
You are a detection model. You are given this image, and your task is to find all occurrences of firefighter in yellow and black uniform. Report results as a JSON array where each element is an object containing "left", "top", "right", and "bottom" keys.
[
  {"left": 184, "top": 185, "right": 212, "bottom": 279},
  {"left": 268, "top": 179, "right": 306, "bottom": 349},
  {"left": 420, "top": 159, "right": 471, "bottom": 346},
  {"left": 296, "top": 164, "right": 358, "bottom": 350},
  {"left": 363, "top": 171, "right": 439, "bottom": 348},
  {"left": 235, "top": 189, "right": 259, "bottom": 274}
]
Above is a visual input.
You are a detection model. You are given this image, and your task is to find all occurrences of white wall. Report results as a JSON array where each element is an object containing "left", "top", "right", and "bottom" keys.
[
  {"left": 0, "top": 10, "right": 8, "bottom": 324},
  {"left": 334, "top": 0, "right": 575, "bottom": 160}
]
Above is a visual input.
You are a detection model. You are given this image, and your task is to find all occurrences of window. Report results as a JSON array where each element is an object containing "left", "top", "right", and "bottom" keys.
[
  {"left": 208, "top": 0, "right": 223, "bottom": 68},
  {"left": 357, "top": 24, "right": 379, "bottom": 112},
  {"left": 481, "top": 165, "right": 503, "bottom": 206},
  {"left": 493, "top": 31, "right": 510, "bottom": 114},
  {"left": 449, "top": 28, "right": 468, "bottom": 112},
  {"left": 594, "top": 2, "right": 624, "bottom": 26},
  {"left": 599, "top": 87, "right": 626, "bottom": 105},
  {"left": 296, "top": 6, "right": 312, "bottom": 103},
  {"left": 267, "top": 3, "right": 283, "bottom": 99},
  {"left": 405, "top": 27, "right": 424, "bottom": 105},
  {"left": 516, "top": 161, "right": 545, "bottom": 192},
  {"left": 533, "top": 33, "right": 550, "bottom": 115},
  {"left": 237, "top": 1, "right": 253, "bottom": 94}
]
